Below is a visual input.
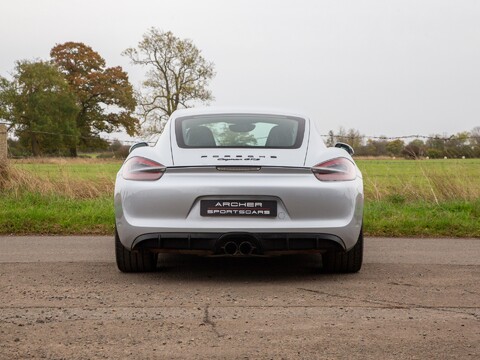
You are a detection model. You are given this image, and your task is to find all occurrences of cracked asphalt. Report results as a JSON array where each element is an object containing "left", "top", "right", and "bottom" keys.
[{"left": 0, "top": 236, "right": 479, "bottom": 359}]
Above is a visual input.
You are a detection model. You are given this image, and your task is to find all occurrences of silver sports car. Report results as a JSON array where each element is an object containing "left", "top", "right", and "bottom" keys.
[{"left": 114, "top": 108, "right": 364, "bottom": 273}]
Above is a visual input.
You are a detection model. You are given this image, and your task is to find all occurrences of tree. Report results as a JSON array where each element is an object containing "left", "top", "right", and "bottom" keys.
[
  {"left": 333, "top": 127, "right": 364, "bottom": 149},
  {"left": 50, "top": 42, "right": 138, "bottom": 156},
  {"left": 425, "top": 135, "right": 445, "bottom": 158},
  {"left": 471, "top": 127, "right": 480, "bottom": 157},
  {"left": 358, "top": 138, "right": 388, "bottom": 156},
  {"left": 386, "top": 139, "right": 405, "bottom": 156},
  {"left": 444, "top": 132, "right": 470, "bottom": 158},
  {"left": 402, "top": 139, "right": 426, "bottom": 159},
  {"left": 0, "top": 77, "right": 13, "bottom": 123},
  {"left": 325, "top": 130, "right": 335, "bottom": 147},
  {"left": 425, "top": 132, "right": 472, "bottom": 158},
  {"left": 1, "top": 61, "right": 79, "bottom": 156},
  {"left": 471, "top": 127, "right": 480, "bottom": 146},
  {"left": 123, "top": 28, "right": 215, "bottom": 133}
]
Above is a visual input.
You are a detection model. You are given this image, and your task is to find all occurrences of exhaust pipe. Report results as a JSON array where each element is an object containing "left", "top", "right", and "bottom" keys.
[
  {"left": 239, "top": 241, "right": 253, "bottom": 255},
  {"left": 224, "top": 242, "right": 238, "bottom": 255}
]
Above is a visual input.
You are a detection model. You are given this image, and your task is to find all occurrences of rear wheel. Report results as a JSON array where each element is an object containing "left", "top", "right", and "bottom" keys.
[
  {"left": 322, "top": 228, "right": 363, "bottom": 273},
  {"left": 115, "top": 228, "right": 157, "bottom": 272}
]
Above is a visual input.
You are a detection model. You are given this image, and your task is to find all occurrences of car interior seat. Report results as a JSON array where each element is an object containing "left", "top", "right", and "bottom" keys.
[
  {"left": 265, "top": 125, "right": 294, "bottom": 147},
  {"left": 186, "top": 126, "right": 216, "bottom": 147}
]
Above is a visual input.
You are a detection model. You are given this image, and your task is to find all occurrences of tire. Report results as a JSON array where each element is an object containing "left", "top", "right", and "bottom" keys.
[
  {"left": 115, "top": 228, "right": 157, "bottom": 273},
  {"left": 322, "top": 228, "right": 363, "bottom": 273}
]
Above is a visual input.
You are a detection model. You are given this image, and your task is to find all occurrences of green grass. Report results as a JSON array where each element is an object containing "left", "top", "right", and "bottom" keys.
[
  {"left": 1, "top": 158, "right": 479, "bottom": 237},
  {"left": 359, "top": 159, "right": 480, "bottom": 237},
  {"left": 0, "top": 193, "right": 114, "bottom": 234},
  {"left": 364, "top": 200, "right": 480, "bottom": 237}
]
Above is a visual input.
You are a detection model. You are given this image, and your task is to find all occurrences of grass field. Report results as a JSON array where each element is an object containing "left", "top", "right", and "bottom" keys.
[{"left": 1, "top": 158, "right": 479, "bottom": 237}]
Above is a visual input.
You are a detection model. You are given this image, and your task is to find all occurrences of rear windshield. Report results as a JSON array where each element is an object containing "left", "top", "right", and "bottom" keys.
[{"left": 175, "top": 114, "right": 305, "bottom": 148}]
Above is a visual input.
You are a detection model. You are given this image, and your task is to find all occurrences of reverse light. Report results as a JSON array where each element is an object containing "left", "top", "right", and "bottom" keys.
[
  {"left": 122, "top": 156, "right": 166, "bottom": 181},
  {"left": 311, "top": 158, "right": 356, "bottom": 181}
]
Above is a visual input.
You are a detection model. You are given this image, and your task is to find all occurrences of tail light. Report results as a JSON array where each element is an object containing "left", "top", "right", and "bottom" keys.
[
  {"left": 122, "top": 156, "right": 165, "bottom": 181},
  {"left": 311, "top": 158, "right": 356, "bottom": 181}
]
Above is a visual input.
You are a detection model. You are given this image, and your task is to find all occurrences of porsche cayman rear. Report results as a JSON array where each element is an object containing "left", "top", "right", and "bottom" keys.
[{"left": 114, "top": 108, "right": 364, "bottom": 273}]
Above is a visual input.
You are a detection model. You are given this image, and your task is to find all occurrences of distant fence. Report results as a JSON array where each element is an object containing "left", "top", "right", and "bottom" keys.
[{"left": 1, "top": 121, "right": 479, "bottom": 158}]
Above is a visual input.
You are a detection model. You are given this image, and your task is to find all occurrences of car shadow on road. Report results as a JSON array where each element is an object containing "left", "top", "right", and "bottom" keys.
[{"left": 122, "top": 254, "right": 357, "bottom": 283}]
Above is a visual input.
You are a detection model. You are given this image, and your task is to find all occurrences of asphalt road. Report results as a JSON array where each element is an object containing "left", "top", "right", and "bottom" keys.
[{"left": 0, "top": 236, "right": 479, "bottom": 359}]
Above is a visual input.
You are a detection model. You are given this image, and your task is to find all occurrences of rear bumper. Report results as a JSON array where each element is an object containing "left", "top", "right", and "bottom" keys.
[
  {"left": 131, "top": 232, "right": 345, "bottom": 255},
  {"left": 115, "top": 166, "right": 364, "bottom": 252}
]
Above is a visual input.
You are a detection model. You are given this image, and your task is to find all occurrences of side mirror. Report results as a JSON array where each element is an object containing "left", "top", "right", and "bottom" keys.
[
  {"left": 129, "top": 142, "right": 149, "bottom": 154},
  {"left": 334, "top": 142, "right": 354, "bottom": 156}
]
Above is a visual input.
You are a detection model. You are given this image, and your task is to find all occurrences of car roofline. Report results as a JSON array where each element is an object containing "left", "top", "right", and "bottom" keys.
[{"left": 170, "top": 107, "right": 310, "bottom": 120}]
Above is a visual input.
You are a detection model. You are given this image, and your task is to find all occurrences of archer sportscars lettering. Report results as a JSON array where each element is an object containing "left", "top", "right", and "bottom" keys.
[
  {"left": 200, "top": 199, "right": 277, "bottom": 217},
  {"left": 214, "top": 202, "right": 263, "bottom": 208},
  {"left": 207, "top": 209, "right": 271, "bottom": 215}
]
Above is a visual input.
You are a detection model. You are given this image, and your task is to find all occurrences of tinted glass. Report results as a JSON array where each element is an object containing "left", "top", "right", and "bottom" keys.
[{"left": 176, "top": 114, "right": 305, "bottom": 148}]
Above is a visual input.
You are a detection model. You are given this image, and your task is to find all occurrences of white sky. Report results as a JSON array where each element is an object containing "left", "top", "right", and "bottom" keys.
[{"left": 1, "top": 0, "right": 480, "bottom": 138}]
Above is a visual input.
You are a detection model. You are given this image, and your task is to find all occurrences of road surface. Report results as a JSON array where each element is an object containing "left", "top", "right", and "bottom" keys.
[{"left": 0, "top": 236, "right": 479, "bottom": 359}]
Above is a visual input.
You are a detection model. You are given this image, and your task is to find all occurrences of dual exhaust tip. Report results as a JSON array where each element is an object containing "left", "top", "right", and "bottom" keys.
[{"left": 224, "top": 241, "right": 255, "bottom": 256}]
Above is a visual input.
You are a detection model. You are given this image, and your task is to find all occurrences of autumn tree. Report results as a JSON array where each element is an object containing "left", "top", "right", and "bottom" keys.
[
  {"left": 123, "top": 28, "right": 215, "bottom": 133},
  {"left": 50, "top": 42, "right": 138, "bottom": 156},
  {"left": 1, "top": 61, "right": 79, "bottom": 156}
]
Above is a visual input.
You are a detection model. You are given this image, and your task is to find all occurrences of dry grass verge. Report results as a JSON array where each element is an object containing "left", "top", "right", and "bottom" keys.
[
  {"left": 1, "top": 162, "right": 114, "bottom": 199},
  {"left": 359, "top": 159, "right": 480, "bottom": 203}
]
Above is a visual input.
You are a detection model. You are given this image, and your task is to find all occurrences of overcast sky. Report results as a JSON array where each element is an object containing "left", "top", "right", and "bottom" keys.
[{"left": 1, "top": 0, "right": 479, "bottom": 138}]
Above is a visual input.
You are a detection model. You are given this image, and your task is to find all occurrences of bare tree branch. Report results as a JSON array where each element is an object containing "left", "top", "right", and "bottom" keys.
[{"left": 123, "top": 28, "right": 215, "bottom": 134}]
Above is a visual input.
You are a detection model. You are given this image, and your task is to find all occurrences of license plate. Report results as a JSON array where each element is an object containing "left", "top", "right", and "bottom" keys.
[{"left": 200, "top": 200, "right": 277, "bottom": 217}]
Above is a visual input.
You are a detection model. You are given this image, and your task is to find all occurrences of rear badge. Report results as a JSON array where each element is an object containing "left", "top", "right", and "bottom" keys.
[{"left": 200, "top": 200, "right": 277, "bottom": 217}]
